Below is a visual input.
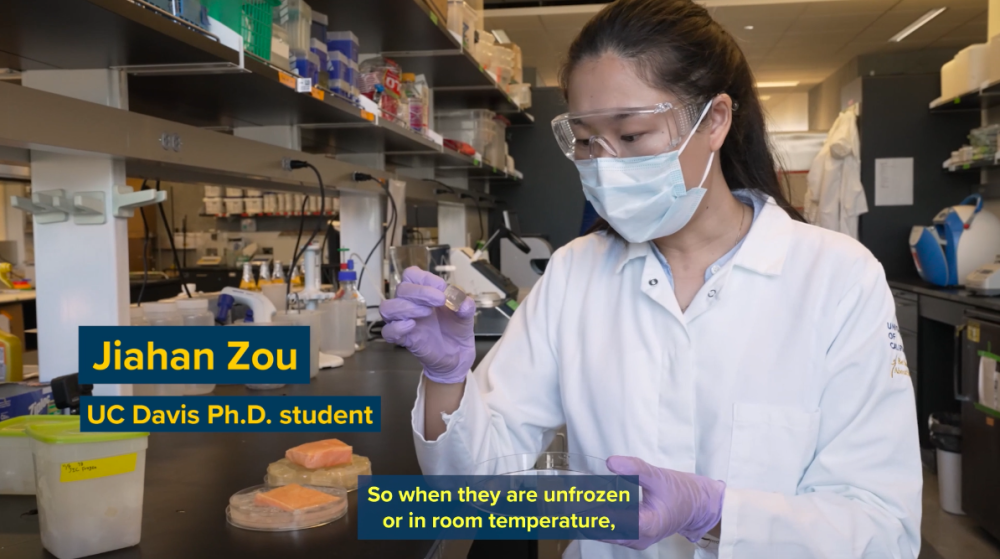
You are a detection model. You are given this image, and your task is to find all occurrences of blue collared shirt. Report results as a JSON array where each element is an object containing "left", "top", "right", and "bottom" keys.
[{"left": 651, "top": 190, "right": 765, "bottom": 289}]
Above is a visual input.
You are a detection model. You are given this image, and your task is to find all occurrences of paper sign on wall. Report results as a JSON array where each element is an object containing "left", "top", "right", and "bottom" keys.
[
  {"left": 875, "top": 158, "right": 914, "bottom": 206},
  {"left": 981, "top": 355, "right": 1000, "bottom": 413}
]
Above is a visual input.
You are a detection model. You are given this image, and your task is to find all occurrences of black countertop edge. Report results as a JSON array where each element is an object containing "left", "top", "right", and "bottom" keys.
[{"left": 888, "top": 278, "right": 1000, "bottom": 313}]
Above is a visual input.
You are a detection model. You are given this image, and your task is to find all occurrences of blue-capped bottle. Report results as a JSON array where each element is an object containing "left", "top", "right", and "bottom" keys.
[{"left": 339, "top": 260, "right": 367, "bottom": 352}]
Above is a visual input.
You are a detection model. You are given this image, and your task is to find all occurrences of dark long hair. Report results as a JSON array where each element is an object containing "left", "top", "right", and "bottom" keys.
[{"left": 561, "top": 0, "right": 804, "bottom": 234}]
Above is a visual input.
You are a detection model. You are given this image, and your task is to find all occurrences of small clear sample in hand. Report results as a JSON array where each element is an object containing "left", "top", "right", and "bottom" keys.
[{"left": 444, "top": 285, "right": 468, "bottom": 312}]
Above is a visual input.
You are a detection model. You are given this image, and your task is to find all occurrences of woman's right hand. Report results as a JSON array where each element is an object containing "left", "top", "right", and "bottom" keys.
[{"left": 379, "top": 267, "right": 476, "bottom": 384}]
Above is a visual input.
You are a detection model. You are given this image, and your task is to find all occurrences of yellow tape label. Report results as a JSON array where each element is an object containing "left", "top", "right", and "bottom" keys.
[{"left": 60, "top": 453, "right": 137, "bottom": 483}]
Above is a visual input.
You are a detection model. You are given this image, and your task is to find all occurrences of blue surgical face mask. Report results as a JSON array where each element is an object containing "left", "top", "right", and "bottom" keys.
[{"left": 575, "top": 101, "right": 714, "bottom": 243}]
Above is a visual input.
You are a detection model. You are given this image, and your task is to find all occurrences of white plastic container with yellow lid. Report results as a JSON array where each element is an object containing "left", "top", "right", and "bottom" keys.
[
  {"left": 27, "top": 419, "right": 149, "bottom": 559},
  {"left": 0, "top": 415, "right": 76, "bottom": 495}
]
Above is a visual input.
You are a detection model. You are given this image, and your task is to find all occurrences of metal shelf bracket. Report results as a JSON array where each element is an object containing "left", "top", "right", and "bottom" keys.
[{"left": 112, "top": 186, "right": 166, "bottom": 218}]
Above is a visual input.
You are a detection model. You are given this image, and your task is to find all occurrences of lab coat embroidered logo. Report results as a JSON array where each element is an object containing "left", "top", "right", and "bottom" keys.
[{"left": 891, "top": 356, "right": 910, "bottom": 378}]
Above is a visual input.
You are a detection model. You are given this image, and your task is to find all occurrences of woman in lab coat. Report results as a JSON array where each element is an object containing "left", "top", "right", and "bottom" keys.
[{"left": 379, "top": 0, "right": 922, "bottom": 557}]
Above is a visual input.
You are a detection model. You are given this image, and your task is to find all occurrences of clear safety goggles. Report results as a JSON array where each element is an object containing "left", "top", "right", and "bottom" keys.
[{"left": 551, "top": 101, "right": 706, "bottom": 160}]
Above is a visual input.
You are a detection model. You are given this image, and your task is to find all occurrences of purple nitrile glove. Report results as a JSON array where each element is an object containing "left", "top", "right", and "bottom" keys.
[
  {"left": 379, "top": 267, "right": 476, "bottom": 384},
  {"left": 604, "top": 455, "right": 726, "bottom": 550}
]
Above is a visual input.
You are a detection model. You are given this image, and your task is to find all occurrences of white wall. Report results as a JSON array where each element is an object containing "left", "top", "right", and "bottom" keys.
[{"left": 763, "top": 93, "right": 810, "bottom": 132}]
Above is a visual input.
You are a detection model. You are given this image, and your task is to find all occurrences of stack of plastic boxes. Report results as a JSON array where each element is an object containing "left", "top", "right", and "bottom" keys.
[
  {"left": 327, "top": 31, "right": 359, "bottom": 101},
  {"left": 447, "top": 1, "right": 479, "bottom": 51},
  {"left": 204, "top": 185, "right": 223, "bottom": 216},
  {"left": 244, "top": 189, "right": 263, "bottom": 216},
  {"left": 275, "top": 0, "right": 317, "bottom": 85},
  {"left": 224, "top": 187, "right": 245, "bottom": 216},
  {"left": 435, "top": 109, "right": 497, "bottom": 157},
  {"left": 310, "top": 11, "right": 329, "bottom": 89}
]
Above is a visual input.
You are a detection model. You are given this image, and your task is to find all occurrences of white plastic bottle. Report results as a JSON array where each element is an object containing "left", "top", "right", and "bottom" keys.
[
  {"left": 128, "top": 306, "right": 149, "bottom": 326},
  {"left": 133, "top": 302, "right": 184, "bottom": 396},
  {"left": 176, "top": 299, "right": 216, "bottom": 395}
]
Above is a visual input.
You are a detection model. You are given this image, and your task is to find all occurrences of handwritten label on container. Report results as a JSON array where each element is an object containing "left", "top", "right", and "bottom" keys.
[{"left": 60, "top": 453, "right": 137, "bottom": 483}]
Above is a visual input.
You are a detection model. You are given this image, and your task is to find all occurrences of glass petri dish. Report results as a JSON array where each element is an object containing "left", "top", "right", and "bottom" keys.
[
  {"left": 468, "top": 453, "right": 630, "bottom": 517},
  {"left": 473, "top": 452, "right": 612, "bottom": 476},
  {"left": 443, "top": 285, "right": 469, "bottom": 312},
  {"left": 265, "top": 455, "right": 372, "bottom": 492},
  {"left": 226, "top": 484, "right": 348, "bottom": 531}
]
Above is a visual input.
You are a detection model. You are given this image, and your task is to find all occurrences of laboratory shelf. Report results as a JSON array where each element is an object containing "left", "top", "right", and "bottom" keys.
[
  {"left": 930, "top": 80, "right": 1000, "bottom": 113},
  {"left": 0, "top": 0, "right": 237, "bottom": 71},
  {"left": 1, "top": 0, "right": 533, "bottom": 127},
  {"left": 944, "top": 158, "right": 999, "bottom": 172},
  {"left": 1, "top": 0, "right": 531, "bottom": 186}
]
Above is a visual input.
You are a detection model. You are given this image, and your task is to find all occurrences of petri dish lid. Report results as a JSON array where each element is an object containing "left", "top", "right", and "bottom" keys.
[
  {"left": 226, "top": 484, "right": 348, "bottom": 531},
  {"left": 26, "top": 418, "right": 148, "bottom": 444},
  {"left": 473, "top": 452, "right": 612, "bottom": 476},
  {"left": 469, "top": 453, "right": 630, "bottom": 518},
  {"left": 176, "top": 298, "right": 209, "bottom": 310},
  {"left": 0, "top": 415, "right": 77, "bottom": 438}
]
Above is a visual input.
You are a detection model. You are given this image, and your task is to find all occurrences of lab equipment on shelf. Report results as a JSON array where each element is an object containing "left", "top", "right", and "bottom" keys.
[
  {"left": 910, "top": 194, "right": 1000, "bottom": 286},
  {"left": 436, "top": 109, "right": 497, "bottom": 157},
  {"left": 402, "top": 73, "right": 430, "bottom": 133},
  {"left": 27, "top": 419, "right": 149, "bottom": 559},
  {"left": 447, "top": 0, "right": 480, "bottom": 50},
  {"left": 944, "top": 124, "right": 1000, "bottom": 169},
  {"left": 310, "top": 9, "right": 326, "bottom": 41},
  {"left": 205, "top": 0, "right": 279, "bottom": 61},
  {"left": 310, "top": 38, "right": 328, "bottom": 88},
  {"left": 940, "top": 43, "right": 987, "bottom": 101},
  {"left": 360, "top": 56, "right": 405, "bottom": 124}
]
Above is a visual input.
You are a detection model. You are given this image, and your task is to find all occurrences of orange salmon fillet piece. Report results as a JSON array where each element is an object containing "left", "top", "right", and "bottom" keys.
[
  {"left": 286, "top": 439, "right": 353, "bottom": 469},
  {"left": 254, "top": 483, "right": 338, "bottom": 511}
]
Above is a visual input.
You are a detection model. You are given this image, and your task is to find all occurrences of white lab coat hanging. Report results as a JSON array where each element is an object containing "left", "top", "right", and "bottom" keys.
[{"left": 805, "top": 104, "right": 869, "bottom": 239}]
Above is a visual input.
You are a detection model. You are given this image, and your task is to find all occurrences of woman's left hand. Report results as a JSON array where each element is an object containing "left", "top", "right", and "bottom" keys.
[{"left": 604, "top": 455, "right": 726, "bottom": 550}]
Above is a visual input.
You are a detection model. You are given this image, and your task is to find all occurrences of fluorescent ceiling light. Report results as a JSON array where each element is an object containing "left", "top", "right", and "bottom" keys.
[
  {"left": 757, "top": 81, "right": 799, "bottom": 88},
  {"left": 888, "top": 8, "right": 946, "bottom": 43},
  {"left": 492, "top": 29, "right": 511, "bottom": 43},
  {"left": 744, "top": 25, "right": 754, "bottom": 30},
  {"left": 760, "top": 95, "right": 772, "bottom": 101}
]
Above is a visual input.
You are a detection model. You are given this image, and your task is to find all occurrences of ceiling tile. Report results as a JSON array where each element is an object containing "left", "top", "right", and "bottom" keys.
[
  {"left": 802, "top": 0, "right": 897, "bottom": 16},
  {"left": 787, "top": 13, "right": 879, "bottom": 34},
  {"left": 539, "top": 13, "right": 597, "bottom": 32}
]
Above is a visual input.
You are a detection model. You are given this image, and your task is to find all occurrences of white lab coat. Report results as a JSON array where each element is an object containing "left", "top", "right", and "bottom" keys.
[
  {"left": 806, "top": 105, "right": 869, "bottom": 239},
  {"left": 412, "top": 198, "right": 922, "bottom": 559}
]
